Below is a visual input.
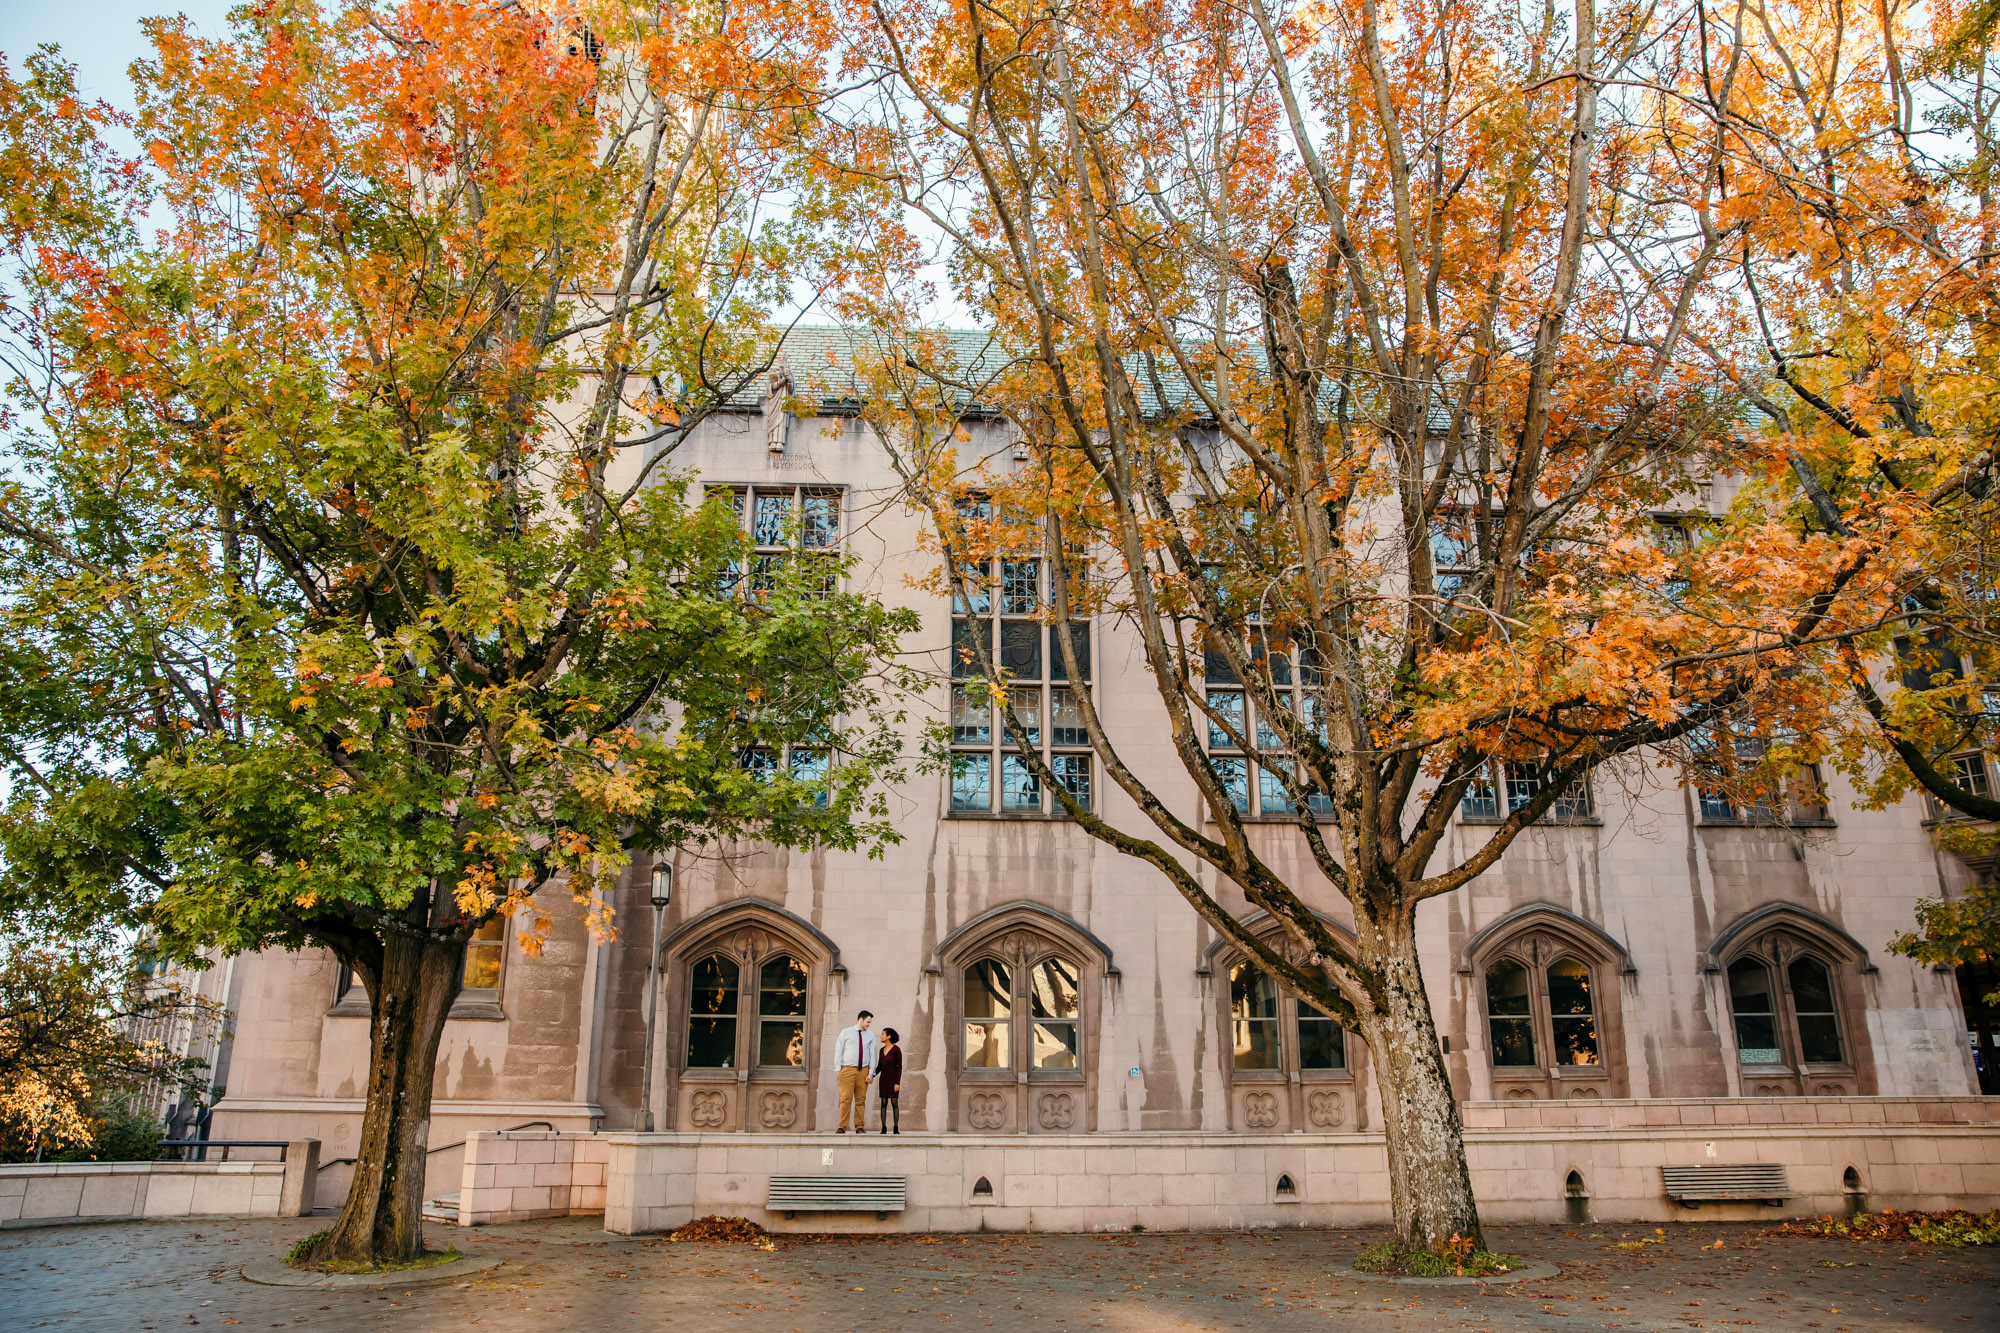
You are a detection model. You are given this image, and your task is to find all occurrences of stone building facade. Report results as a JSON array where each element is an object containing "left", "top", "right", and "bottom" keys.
[{"left": 204, "top": 332, "right": 1997, "bottom": 1226}]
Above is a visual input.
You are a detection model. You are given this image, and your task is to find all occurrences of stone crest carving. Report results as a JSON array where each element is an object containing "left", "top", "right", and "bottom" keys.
[
  {"left": 967, "top": 1092, "right": 1007, "bottom": 1129},
  {"left": 1243, "top": 1091, "right": 1279, "bottom": 1128},
  {"left": 729, "top": 928, "right": 772, "bottom": 961},
  {"left": 995, "top": 930, "right": 1046, "bottom": 964},
  {"left": 690, "top": 1090, "right": 728, "bottom": 1128},
  {"left": 1504, "top": 1086, "right": 1538, "bottom": 1101},
  {"left": 1037, "top": 1091, "right": 1075, "bottom": 1130},
  {"left": 1306, "top": 1090, "right": 1344, "bottom": 1128},
  {"left": 759, "top": 1090, "right": 798, "bottom": 1129}
]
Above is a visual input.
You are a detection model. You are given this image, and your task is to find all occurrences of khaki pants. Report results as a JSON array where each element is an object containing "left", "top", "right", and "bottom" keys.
[{"left": 837, "top": 1066, "right": 868, "bottom": 1130}]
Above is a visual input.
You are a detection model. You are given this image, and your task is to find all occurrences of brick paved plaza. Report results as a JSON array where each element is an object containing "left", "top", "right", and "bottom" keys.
[{"left": 3, "top": 1216, "right": 1996, "bottom": 1332}]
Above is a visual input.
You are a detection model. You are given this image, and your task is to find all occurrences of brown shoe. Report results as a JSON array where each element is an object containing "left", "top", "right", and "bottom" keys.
[{"left": 836, "top": 1128, "right": 847, "bottom": 1134}]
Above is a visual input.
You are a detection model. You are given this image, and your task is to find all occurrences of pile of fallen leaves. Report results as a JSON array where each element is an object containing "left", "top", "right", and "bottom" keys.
[
  {"left": 1773, "top": 1209, "right": 2000, "bottom": 1246},
  {"left": 665, "top": 1215, "right": 778, "bottom": 1249}
]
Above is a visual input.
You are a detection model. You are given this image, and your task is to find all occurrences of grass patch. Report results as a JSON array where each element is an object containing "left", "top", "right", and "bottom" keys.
[
  {"left": 1354, "top": 1238, "right": 1524, "bottom": 1278},
  {"left": 283, "top": 1229, "right": 464, "bottom": 1275},
  {"left": 1774, "top": 1209, "right": 2000, "bottom": 1246}
]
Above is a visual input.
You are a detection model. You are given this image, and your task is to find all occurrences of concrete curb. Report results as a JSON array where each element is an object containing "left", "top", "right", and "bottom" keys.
[
  {"left": 1334, "top": 1259, "right": 1561, "bottom": 1286},
  {"left": 240, "top": 1255, "right": 501, "bottom": 1288}
]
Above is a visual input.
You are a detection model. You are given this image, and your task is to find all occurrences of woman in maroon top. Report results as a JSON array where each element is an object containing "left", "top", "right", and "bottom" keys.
[{"left": 876, "top": 1027, "right": 903, "bottom": 1134}]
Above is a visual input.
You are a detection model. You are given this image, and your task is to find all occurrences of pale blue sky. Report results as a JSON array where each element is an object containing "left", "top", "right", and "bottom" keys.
[{"left": 1, "top": 1, "right": 236, "bottom": 106}]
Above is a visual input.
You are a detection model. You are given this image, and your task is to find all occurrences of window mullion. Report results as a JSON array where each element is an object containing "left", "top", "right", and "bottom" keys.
[
  {"left": 1532, "top": 962, "right": 1554, "bottom": 1074},
  {"left": 739, "top": 959, "right": 756, "bottom": 1070}
]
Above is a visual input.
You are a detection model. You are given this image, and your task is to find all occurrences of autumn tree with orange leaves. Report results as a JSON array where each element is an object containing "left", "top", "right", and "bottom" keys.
[
  {"left": 818, "top": 0, "right": 1955, "bottom": 1248},
  {"left": 1698, "top": 4, "right": 2000, "bottom": 980},
  {"left": 0, "top": 4, "right": 914, "bottom": 1268}
]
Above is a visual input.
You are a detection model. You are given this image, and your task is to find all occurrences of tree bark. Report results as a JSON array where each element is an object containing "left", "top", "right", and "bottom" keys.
[
  {"left": 1356, "top": 912, "right": 1483, "bottom": 1250},
  {"left": 310, "top": 931, "right": 463, "bottom": 1266}
]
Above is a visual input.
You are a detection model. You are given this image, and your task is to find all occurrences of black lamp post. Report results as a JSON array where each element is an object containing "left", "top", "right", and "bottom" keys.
[{"left": 636, "top": 860, "right": 672, "bottom": 1133}]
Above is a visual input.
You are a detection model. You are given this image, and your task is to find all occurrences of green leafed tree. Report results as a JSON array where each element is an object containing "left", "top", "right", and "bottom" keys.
[{"left": 0, "top": 4, "right": 914, "bottom": 1267}]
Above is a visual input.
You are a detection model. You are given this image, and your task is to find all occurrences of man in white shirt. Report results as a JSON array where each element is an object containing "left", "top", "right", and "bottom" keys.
[{"left": 832, "top": 1010, "right": 878, "bottom": 1133}]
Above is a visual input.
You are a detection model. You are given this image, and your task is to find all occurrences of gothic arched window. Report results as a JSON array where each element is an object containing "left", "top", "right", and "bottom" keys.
[
  {"left": 1727, "top": 948, "right": 1849, "bottom": 1071},
  {"left": 937, "top": 905, "right": 1110, "bottom": 1133},
  {"left": 660, "top": 905, "right": 835, "bottom": 1133},
  {"left": 1710, "top": 907, "right": 1872, "bottom": 1097},
  {"left": 1209, "top": 930, "right": 1359, "bottom": 1134},
  {"left": 1465, "top": 910, "right": 1628, "bottom": 1100}
]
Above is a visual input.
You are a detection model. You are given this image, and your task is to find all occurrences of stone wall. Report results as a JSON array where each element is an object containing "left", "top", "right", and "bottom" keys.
[
  {"left": 456, "top": 1130, "right": 610, "bottom": 1225},
  {"left": 455, "top": 1101, "right": 2000, "bottom": 1235},
  {"left": 0, "top": 1153, "right": 314, "bottom": 1229}
]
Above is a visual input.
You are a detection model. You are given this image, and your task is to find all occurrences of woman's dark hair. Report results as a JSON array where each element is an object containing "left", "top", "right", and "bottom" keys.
[{"left": 882, "top": 1027, "right": 899, "bottom": 1043}]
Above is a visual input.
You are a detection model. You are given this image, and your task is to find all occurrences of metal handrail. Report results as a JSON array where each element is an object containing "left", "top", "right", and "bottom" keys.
[
  {"left": 314, "top": 1120, "right": 558, "bottom": 1172},
  {"left": 156, "top": 1139, "right": 292, "bottom": 1163}
]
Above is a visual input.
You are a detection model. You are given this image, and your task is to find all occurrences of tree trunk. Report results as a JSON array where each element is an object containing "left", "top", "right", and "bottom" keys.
[
  {"left": 1357, "top": 919, "right": 1484, "bottom": 1251},
  {"left": 311, "top": 931, "right": 463, "bottom": 1266}
]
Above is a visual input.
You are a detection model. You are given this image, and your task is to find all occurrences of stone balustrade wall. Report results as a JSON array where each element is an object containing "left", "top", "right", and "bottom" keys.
[{"left": 457, "top": 1100, "right": 2000, "bottom": 1234}]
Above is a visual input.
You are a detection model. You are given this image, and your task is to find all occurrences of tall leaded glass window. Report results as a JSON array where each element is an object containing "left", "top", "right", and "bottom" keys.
[
  {"left": 1297, "top": 1000, "right": 1347, "bottom": 1070},
  {"left": 707, "top": 484, "right": 843, "bottom": 794},
  {"left": 1485, "top": 959, "right": 1536, "bottom": 1066},
  {"left": 709, "top": 483, "right": 842, "bottom": 596},
  {"left": 1728, "top": 959, "right": 1781, "bottom": 1064},
  {"left": 1693, "top": 729, "right": 1829, "bottom": 824},
  {"left": 1229, "top": 964, "right": 1280, "bottom": 1070},
  {"left": 1546, "top": 959, "right": 1600, "bottom": 1066},
  {"left": 963, "top": 958, "right": 1012, "bottom": 1068},
  {"left": 1223, "top": 959, "right": 1348, "bottom": 1075},
  {"left": 1459, "top": 762, "right": 1594, "bottom": 821},
  {"left": 1029, "top": 957, "right": 1081, "bottom": 1070},
  {"left": 686, "top": 954, "right": 741, "bottom": 1068},
  {"left": 756, "top": 956, "right": 808, "bottom": 1068},
  {"left": 1788, "top": 956, "right": 1844, "bottom": 1064},
  {"left": 948, "top": 552, "right": 1093, "bottom": 815},
  {"left": 1199, "top": 635, "right": 1333, "bottom": 818}
]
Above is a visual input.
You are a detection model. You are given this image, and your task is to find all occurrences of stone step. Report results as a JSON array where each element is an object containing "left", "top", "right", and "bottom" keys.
[{"left": 422, "top": 1194, "right": 460, "bottom": 1224}]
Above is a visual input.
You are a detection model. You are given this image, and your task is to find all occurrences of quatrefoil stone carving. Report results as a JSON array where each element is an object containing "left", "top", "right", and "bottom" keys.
[
  {"left": 690, "top": 1090, "right": 728, "bottom": 1128},
  {"left": 759, "top": 1090, "right": 798, "bottom": 1128},
  {"left": 967, "top": 1092, "right": 1007, "bottom": 1130}
]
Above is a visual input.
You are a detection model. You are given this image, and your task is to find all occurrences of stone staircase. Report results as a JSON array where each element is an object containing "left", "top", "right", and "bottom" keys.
[{"left": 422, "top": 1193, "right": 460, "bottom": 1225}]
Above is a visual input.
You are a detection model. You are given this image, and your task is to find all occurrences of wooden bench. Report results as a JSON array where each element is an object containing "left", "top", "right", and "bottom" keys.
[
  {"left": 767, "top": 1175, "right": 907, "bottom": 1220},
  {"left": 1661, "top": 1164, "right": 1795, "bottom": 1207}
]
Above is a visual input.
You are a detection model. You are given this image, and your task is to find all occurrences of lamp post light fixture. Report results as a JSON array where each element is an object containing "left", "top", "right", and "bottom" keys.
[{"left": 636, "top": 860, "right": 673, "bottom": 1133}]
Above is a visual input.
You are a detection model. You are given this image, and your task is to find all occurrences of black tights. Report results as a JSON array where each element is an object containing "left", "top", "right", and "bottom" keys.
[{"left": 878, "top": 1095, "right": 899, "bottom": 1131}]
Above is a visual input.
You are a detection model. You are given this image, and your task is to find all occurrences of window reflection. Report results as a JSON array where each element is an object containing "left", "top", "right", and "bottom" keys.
[
  {"left": 687, "top": 954, "right": 740, "bottom": 1068},
  {"left": 1546, "top": 959, "right": 1599, "bottom": 1066},
  {"left": 1728, "top": 959, "right": 1781, "bottom": 1064},
  {"left": 1297, "top": 1000, "right": 1346, "bottom": 1070},
  {"left": 757, "top": 955, "right": 808, "bottom": 1067},
  {"left": 1485, "top": 959, "right": 1536, "bottom": 1066},
  {"left": 1788, "top": 956, "right": 1844, "bottom": 1064},
  {"left": 462, "top": 918, "right": 506, "bottom": 993},
  {"left": 1229, "top": 963, "right": 1280, "bottom": 1069},
  {"left": 1031, "top": 957, "right": 1080, "bottom": 1069},
  {"left": 963, "top": 958, "right": 1012, "bottom": 1068}
]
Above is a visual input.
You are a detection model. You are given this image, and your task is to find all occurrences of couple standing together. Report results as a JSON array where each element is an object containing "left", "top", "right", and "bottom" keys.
[{"left": 831, "top": 1009, "right": 902, "bottom": 1133}]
